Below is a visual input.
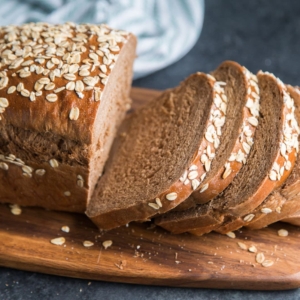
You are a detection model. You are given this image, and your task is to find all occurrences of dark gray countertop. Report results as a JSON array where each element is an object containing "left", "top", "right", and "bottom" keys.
[{"left": 2, "top": 0, "right": 300, "bottom": 299}]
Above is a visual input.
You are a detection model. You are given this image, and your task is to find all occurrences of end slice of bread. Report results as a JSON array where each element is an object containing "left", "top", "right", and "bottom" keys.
[{"left": 86, "top": 73, "right": 226, "bottom": 230}]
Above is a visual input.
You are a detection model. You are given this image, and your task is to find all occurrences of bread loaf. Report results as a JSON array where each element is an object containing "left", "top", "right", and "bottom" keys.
[
  {"left": 0, "top": 22, "right": 136, "bottom": 212},
  {"left": 86, "top": 73, "right": 228, "bottom": 230}
]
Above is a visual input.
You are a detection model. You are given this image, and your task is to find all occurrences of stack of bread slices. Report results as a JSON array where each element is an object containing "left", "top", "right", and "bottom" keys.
[
  {"left": 1, "top": 23, "right": 300, "bottom": 236},
  {"left": 87, "top": 60, "right": 300, "bottom": 235}
]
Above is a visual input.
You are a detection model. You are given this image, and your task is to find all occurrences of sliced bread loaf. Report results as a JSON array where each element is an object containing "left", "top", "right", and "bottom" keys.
[
  {"left": 156, "top": 71, "right": 298, "bottom": 235},
  {"left": 86, "top": 73, "right": 227, "bottom": 230},
  {"left": 174, "top": 61, "right": 259, "bottom": 212},
  {"left": 0, "top": 22, "right": 136, "bottom": 212}
]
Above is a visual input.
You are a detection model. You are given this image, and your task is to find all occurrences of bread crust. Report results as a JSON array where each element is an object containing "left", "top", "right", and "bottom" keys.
[
  {"left": 0, "top": 24, "right": 135, "bottom": 143},
  {"left": 282, "top": 212, "right": 300, "bottom": 226}
]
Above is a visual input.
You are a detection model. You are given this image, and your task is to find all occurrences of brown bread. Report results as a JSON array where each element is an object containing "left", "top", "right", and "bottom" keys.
[
  {"left": 156, "top": 71, "right": 298, "bottom": 235},
  {"left": 192, "top": 73, "right": 299, "bottom": 236},
  {"left": 155, "top": 63, "right": 259, "bottom": 233},
  {"left": 282, "top": 212, "right": 300, "bottom": 226},
  {"left": 87, "top": 73, "right": 226, "bottom": 230},
  {"left": 244, "top": 85, "right": 300, "bottom": 230},
  {"left": 174, "top": 61, "right": 259, "bottom": 212},
  {"left": 0, "top": 22, "right": 136, "bottom": 212}
]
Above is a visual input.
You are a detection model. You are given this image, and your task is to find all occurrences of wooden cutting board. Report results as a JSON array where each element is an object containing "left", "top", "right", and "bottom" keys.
[{"left": 1, "top": 88, "right": 300, "bottom": 290}]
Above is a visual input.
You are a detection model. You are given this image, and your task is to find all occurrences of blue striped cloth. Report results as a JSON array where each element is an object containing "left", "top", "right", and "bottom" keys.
[{"left": 0, "top": 0, "right": 204, "bottom": 79}]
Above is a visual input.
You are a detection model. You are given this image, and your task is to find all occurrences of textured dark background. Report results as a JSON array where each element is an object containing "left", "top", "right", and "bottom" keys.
[
  {"left": 135, "top": 0, "right": 300, "bottom": 90},
  {"left": 2, "top": 0, "right": 300, "bottom": 299}
]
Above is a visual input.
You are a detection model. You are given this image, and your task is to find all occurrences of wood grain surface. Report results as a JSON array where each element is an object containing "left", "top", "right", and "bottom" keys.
[{"left": 1, "top": 88, "right": 300, "bottom": 290}]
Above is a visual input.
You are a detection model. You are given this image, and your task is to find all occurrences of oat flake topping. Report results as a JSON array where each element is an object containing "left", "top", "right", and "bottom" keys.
[{"left": 0, "top": 22, "right": 129, "bottom": 120}]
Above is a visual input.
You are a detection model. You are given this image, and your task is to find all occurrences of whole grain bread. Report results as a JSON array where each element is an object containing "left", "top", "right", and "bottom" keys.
[
  {"left": 191, "top": 73, "right": 299, "bottom": 236},
  {"left": 0, "top": 22, "right": 136, "bottom": 212},
  {"left": 86, "top": 73, "right": 228, "bottom": 230},
  {"left": 174, "top": 62, "right": 259, "bottom": 212},
  {"left": 243, "top": 85, "right": 300, "bottom": 230},
  {"left": 156, "top": 71, "right": 298, "bottom": 235}
]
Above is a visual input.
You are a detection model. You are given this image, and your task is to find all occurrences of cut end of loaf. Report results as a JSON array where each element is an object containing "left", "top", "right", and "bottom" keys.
[{"left": 87, "top": 73, "right": 220, "bottom": 230}]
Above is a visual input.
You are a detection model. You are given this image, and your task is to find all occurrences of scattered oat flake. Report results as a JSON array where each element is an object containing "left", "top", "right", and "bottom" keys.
[
  {"left": 278, "top": 229, "right": 288, "bottom": 237},
  {"left": 102, "top": 240, "right": 113, "bottom": 249},
  {"left": 83, "top": 241, "right": 94, "bottom": 247},
  {"left": 237, "top": 242, "right": 247, "bottom": 250},
  {"left": 226, "top": 231, "right": 236, "bottom": 238},
  {"left": 51, "top": 237, "right": 66, "bottom": 246},
  {"left": 10, "top": 204, "right": 22, "bottom": 215},
  {"left": 61, "top": 226, "right": 70, "bottom": 233},
  {"left": 248, "top": 246, "right": 257, "bottom": 253},
  {"left": 262, "top": 260, "right": 274, "bottom": 267},
  {"left": 256, "top": 252, "right": 265, "bottom": 264}
]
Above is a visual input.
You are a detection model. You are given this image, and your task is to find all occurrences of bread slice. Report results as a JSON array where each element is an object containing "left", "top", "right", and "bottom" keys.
[
  {"left": 156, "top": 71, "right": 298, "bottom": 235},
  {"left": 243, "top": 85, "right": 300, "bottom": 230},
  {"left": 86, "top": 73, "right": 227, "bottom": 230},
  {"left": 0, "top": 22, "right": 136, "bottom": 212},
  {"left": 173, "top": 61, "right": 259, "bottom": 212}
]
